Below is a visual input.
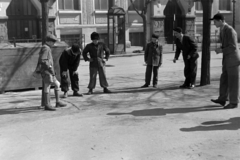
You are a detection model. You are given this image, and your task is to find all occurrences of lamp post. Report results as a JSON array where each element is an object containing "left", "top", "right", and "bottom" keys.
[{"left": 232, "top": 0, "right": 236, "bottom": 29}]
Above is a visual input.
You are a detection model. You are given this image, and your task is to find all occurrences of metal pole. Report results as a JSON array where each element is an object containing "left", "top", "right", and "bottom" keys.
[{"left": 232, "top": 0, "right": 236, "bottom": 29}]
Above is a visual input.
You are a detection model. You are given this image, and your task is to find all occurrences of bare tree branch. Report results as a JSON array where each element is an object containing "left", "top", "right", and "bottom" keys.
[{"left": 129, "top": 0, "right": 143, "bottom": 16}]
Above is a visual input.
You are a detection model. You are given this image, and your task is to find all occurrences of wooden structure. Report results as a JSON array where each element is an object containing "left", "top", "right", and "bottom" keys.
[{"left": 0, "top": 43, "right": 67, "bottom": 93}]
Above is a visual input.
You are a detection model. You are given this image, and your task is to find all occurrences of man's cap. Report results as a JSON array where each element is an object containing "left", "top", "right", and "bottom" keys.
[
  {"left": 71, "top": 43, "right": 80, "bottom": 53},
  {"left": 152, "top": 33, "right": 159, "bottom": 39},
  {"left": 91, "top": 32, "right": 100, "bottom": 40},
  {"left": 210, "top": 13, "right": 224, "bottom": 21},
  {"left": 46, "top": 33, "right": 58, "bottom": 42},
  {"left": 173, "top": 27, "right": 182, "bottom": 33}
]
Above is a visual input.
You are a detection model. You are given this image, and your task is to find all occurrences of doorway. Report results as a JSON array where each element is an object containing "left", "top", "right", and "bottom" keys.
[{"left": 163, "top": 0, "right": 185, "bottom": 44}]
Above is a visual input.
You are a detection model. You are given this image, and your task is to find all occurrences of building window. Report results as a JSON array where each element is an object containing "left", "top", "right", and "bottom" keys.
[
  {"left": 59, "top": 0, "right": 80, "bottom": 10},
  {"left": 195, "top": 2, "right": 202, "bottom": 11},
  {"left": 95, "top": 0, "right": 108, "bottom": 10},
  {"left": 128, "top": 0, "right": 145, "bottom": 10},
  {"left": 219, "top": 0, "right": 231, "bottom": 11}
]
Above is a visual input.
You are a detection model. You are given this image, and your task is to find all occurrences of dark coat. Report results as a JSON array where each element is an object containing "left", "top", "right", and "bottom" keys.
[
  {"left": 174, "top": 35, "right": 199, "bottom": 62},
  {"left": 220, "top": 23, "right": 240, "bottom": 68},
  {"left": 59, "top": 47, "right": 81, "bottom": 71},
  {"left": 144, "top": 42, "right": 163, "bottom": 66},
  {"left": 82, "top": 42, "right": 110, "bottom": 68}
]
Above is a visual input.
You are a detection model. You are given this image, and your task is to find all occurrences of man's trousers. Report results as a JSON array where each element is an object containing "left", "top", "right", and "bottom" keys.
[
  {"left": 218, "top": 65, "right": 240, "bottom": 104},
  {"left": 183, "top": 58, "right": 198, "bottom": 86}
]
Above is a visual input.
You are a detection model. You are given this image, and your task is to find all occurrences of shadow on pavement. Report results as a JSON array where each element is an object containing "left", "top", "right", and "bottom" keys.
[
  {"left": 107, "top": 105, "right": 223, "bottom": 117},
  {"left": 0, "top": 106, "right": 40, "bottom": 115},
  {"left": 180, "top": 117, "right": 240, "bottom": 131},
  {"left": 111, "top": 85, "right": 180, "bottom": 94}
]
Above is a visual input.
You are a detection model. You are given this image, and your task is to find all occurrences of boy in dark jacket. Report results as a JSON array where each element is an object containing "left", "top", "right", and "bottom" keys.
[
  {"left": 141, "top": 34, "right": 163, "bottom": 88},
  {"left": 59, "top": 43, "right": 83, "bottom": 98},
  {"left": 82, "top": 32, "right": 111, "bottom": 95}
]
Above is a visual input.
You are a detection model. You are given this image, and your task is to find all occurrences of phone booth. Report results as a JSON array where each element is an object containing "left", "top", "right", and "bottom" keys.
[{"left": 107, "top": 6, "right": 126, "bottom": 54}]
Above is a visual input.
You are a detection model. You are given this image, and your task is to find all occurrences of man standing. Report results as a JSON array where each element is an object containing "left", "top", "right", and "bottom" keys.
[
  {"left": 173, "top": 27, "right": 199, "bottom": 89},
  {"left": 35, "top": 34, "right": 66, "bottom": 111},
  {"left": 59, "top": 43, "right": 83, "bottom": 98},
  {"left": 210, "top": 13, "right": 240, "bottom": 109},
  {"left": 141, "top": 34, "right": 163, "bottom": 88},
  {"left": 82, "top": 32, "right": 111, "bottom": 95}
]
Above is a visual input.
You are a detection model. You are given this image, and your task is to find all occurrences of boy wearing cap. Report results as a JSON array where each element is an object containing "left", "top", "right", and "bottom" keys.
[
  {"left": 210, "top": 13, "right": 240, "bottom": 109},
  {"left": 59, "top": 43, "right": 83, "bottom": 98},
  {"left": 173, "top": 27, "right": 199, "bottom": 89},
  {"left": 82, "top": 32, "right": 111, "bottom": 95},
  {"left": 141, "top": 34, "right": 163, "bottom": 88},
  {"left": 35, "top": 33, "right": 66, "bottom": 111}
]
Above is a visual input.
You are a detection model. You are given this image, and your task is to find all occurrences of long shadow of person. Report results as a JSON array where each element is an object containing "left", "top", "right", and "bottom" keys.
[
  {"left": 180, "top": 117, "right": 240, "bottom": 131},
  {"left": 107, "top": 106, "right": 222, "bottom": 117},
  {"left": 0, "top": 106, "right": 41, "bottom": 115}
]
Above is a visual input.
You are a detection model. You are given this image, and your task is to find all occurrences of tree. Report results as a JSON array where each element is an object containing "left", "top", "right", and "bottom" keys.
[
  {"left": 195, "top": 0, "right": 213, "bottom": 85},
  {"left": 129, "top": 0, "right": 157, "bottom": 50}
]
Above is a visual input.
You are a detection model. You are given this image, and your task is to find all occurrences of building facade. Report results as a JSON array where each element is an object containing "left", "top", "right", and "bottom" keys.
[{"left": 0, "top": 0, "right": 239, "bottom": 46}]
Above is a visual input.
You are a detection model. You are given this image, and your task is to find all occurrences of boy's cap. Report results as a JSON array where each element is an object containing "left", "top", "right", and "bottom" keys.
[
  {"left": 173, "top": 27, "right": 182, "bottom": 33},
  {"left": 46, "top": 33, "right": 58, "bottom": 42},
  {"left": 71, "top": 43, "right": 80, "bottom": 53},
  {"left": 210, "top": 13, "right": 224, "bottom": 21},
  {"left": 152, "top": 34, "right": 159, "bottom": 39}
]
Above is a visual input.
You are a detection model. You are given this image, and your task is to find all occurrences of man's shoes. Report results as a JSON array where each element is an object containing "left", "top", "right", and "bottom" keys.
[
  {"left": 141, "top": 84, "right": 149, "bottom": 88},
  {"left": 103, "top": 88, "right": 112, "bottom": 93},
  {"left": 153, "top": 84, "right": 157, "bottom": 88},
  {"left": 188, "top": 84, "right": 195, "bottom": 89},
  {"left": 211, "top": 99, "right": 226, "bottom": 106},
  {"left": 179, "top": 84, "right": 189, "bottom": 88},
  {"left": 56, "top": 101, "right": 67, "bottom": 108},
  {"left": 73, "top": 92, "right": 83, "bottom": 97},
  {"left": 63, "top": 92, "right": 68, "bottom": 98},
  {"left": 87, "top": 89, "right": 93, "bottom": 95},
  {"left": 224, "top": 103, "right": 238, "bottom": 109}
]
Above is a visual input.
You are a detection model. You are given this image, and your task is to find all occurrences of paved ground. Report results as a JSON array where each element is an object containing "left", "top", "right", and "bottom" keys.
[{"left": 0, "top": 45, "right": 240, "bottom": 160}]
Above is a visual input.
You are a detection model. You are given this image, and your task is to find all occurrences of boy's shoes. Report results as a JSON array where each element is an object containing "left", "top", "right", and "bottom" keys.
[
  {"left": 87, "top": 89, "right": 93, "bottom": 95},
  {"left": 211, "top": 99, "right": 226, "bottom": 106},
  {"left": 103, "top": 88, "right": 112, "bottom": 93},
  {"left": 63, "top": 92, "right": 68, "bottom": 98},
  {"left": 56, "top": 101, "right": 67, "bottom": 108},
  {"left": 153, "top": 84, "right": 157, "bottom": 88},
  {"left": 73, "top": 92, "right": 83, "bottom": 97},
  {"left": 141, "top": 84, "right": 149, "bottom": 88},
  {"left": 188, "top": 84, "right": 195, "bottom": 89},
  {"left": 224, "top": 103, "right": 238, "bottom": 109}
]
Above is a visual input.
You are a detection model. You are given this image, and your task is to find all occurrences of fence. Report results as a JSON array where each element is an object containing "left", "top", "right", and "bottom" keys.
[{"left": 0, "top": 34, "right": 85, "bottom": 49}]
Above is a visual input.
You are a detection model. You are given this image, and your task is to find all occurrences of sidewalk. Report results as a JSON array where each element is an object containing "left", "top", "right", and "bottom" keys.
[{"left": 0, "top": 46, "right": 239, "bottom": 160}]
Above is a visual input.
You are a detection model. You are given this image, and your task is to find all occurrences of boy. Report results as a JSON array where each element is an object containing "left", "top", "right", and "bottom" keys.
[
  {"left": 82, "top": 32, "right": 111, "bottom": 95},
  {"left": 35, "top": 34, "right": 66, "bottom": 111}
]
